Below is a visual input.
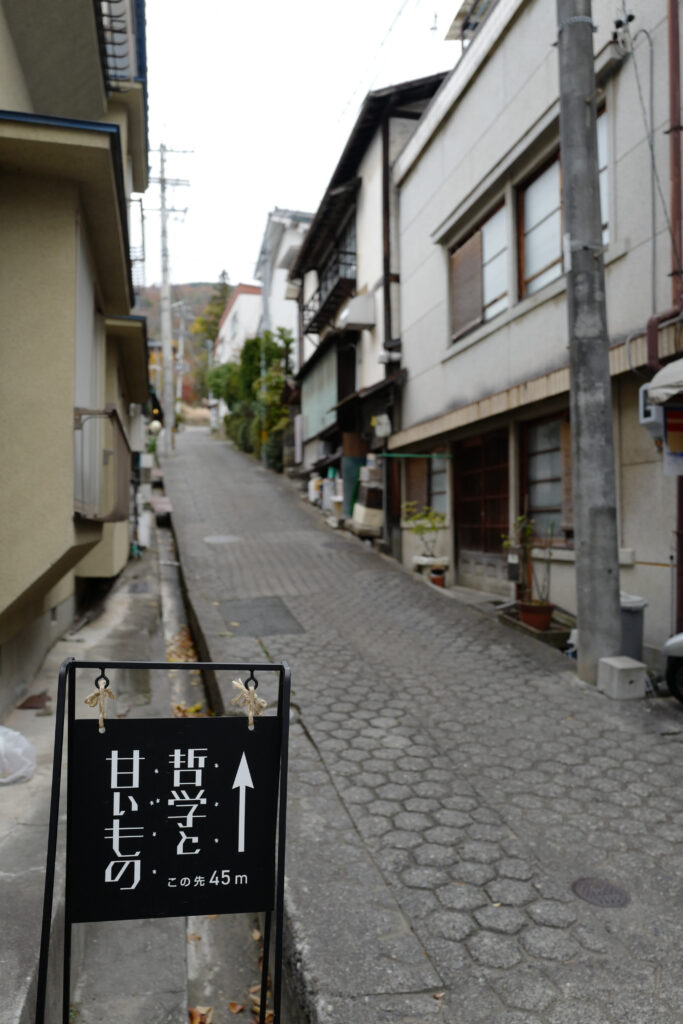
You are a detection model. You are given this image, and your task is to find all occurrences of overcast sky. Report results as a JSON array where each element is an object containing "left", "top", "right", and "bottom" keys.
[{"left": 141, "top": 0, "right": 460, "bottom": 288}]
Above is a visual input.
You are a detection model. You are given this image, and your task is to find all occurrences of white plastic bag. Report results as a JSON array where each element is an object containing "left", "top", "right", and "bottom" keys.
[{"left": 0, "top": 725, "right": 36, "bottom": 784}]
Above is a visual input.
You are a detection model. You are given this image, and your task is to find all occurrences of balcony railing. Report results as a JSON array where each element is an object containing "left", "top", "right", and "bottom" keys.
[
  {"left": 97, "top": 0, "right": 147, "bottom": 89},
  {"left": 74, "top": 406, "right": 131, "bottom": 522},
  {"left": 303, "top": 250, "right": 356, "bottom": 334}
]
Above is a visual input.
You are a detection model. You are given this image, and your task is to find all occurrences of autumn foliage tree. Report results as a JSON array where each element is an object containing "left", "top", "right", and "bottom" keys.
[
  {"left": 190, "top": 270, "right": 233, "bottom": 399},
  {"left": 208, "top": 327, "right": 294, "bottom": 471}
]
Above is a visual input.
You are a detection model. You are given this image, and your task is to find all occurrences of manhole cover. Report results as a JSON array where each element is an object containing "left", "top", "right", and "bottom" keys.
[
  {"left": 571, "top": 877, "right": 630, "bottom": 907},
  {"left": 219, "top": 597, "right": 303, "bottom": 637},
  {"left": 203, "top": 535, "right": 242, "bottom": 545},
  {"left": 128, "top": 581, "right": 150, "bottom": 593}
]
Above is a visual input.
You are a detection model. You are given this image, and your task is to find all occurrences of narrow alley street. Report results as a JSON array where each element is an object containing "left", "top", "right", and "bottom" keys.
[{"left": 162, "top": 426, "right": 683, "bottom": 1024}]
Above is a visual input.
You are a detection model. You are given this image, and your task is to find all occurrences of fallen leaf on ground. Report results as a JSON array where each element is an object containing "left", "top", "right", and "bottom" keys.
[
  {"left": 228, "top": 1003, "right": 245, "bottom": 1014},
  {"left": 433, "top": 992, "right": 445, "bottom": 1000},
  {"left": 187, "top": 932, "right": 202, "bottom": 943},
  {"left": 252, "top": 928, "right": 262, "bottom": 941},
  {"left": 188, "top": 1007, "right": 214, "bottom": 1023},
  {"left": 205, "top": 914, "right": 218, "bottom": 919},
  {"left": 173, "top": 702, "right": 208, "bottom": 718},
  {"left": 248, "top": 984, "right": 261, "bottom": 995}
]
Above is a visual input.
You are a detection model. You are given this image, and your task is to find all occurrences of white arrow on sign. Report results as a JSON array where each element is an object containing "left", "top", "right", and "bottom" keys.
[{"left": 232, "top": 752, "right": 254, "bottom": 853}]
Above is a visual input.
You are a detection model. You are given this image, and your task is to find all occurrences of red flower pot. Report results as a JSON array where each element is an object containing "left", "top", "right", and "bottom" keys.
[{"left": 518, "top": 601, "right": 554, "bottom": 630}]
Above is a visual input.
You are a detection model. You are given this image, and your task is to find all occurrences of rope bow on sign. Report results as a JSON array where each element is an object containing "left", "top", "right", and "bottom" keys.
[
  {"left": 231, "top": 678, "right": 267, "bottom": 730},
  {"left": 84, "top": 675, "right": 115, "bottom": 733}
]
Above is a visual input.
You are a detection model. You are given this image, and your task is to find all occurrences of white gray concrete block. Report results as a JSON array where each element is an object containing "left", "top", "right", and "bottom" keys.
[{"left": 597, "top": 655, "right": 647, "bottom": 700}]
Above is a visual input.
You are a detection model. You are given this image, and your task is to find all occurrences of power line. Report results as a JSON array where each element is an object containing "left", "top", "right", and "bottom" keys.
[{"left": 337, "top": 0, "right": 421, "bottom": 124}]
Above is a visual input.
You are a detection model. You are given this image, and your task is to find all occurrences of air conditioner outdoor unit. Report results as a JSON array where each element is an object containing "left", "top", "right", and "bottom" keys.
[{"left": 639, "top": 382, "right": 664, "bottom": 439}]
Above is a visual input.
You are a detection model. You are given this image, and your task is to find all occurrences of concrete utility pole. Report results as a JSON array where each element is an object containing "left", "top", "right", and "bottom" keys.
[
  {"left": 159, "top": 143, "right": 174, "bottom": 456},
  {"left": 556, "top": 0, "right": 621, "bottom": 682},
  {"left": 173, "top": 301, "right": 188, "bottom": 404},
  {"left": 152, "top": 144, "right": 190, "bottom": 457},
  {"left": 260, "top": 239, "right": 271, "bottom": 469}
]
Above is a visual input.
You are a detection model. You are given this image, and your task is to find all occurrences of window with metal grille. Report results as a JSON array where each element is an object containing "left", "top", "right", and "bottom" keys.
[
  {"left": 429, "top": 453, "right": 449, "bottom": 516},
  {"left": 454, "top": 430, "right": 509, "bottom": 553},
  {"left": 522, "top": 416, "right": 573, "bottom": 543}
]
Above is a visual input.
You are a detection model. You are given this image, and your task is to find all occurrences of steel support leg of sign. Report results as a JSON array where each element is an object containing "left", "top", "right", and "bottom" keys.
[
  {"left": 62, "top": 660, "right": 77, "bottom": 1024},
  {"left": 35, "top": 657, "right": 72, "bottom": 1024},
  {"left": 274, "top": 663, "right": 291, "bottom": 1019}
]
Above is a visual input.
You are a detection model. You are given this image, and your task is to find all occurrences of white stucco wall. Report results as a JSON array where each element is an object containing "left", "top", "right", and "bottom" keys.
[
  {"left": 215, "top": 290, "right": 263, "bottom": 366},
  {"left": 397, "top": 0, "right": 672, "bottom": 436},
  {"left": 352, "top": 130, "right": 385, "bottom": 391},
  {"left": 393, "top": 0, "right": 677, "bottom": 659}
]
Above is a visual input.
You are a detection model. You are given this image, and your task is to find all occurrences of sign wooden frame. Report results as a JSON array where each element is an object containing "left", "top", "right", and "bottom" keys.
[{"left": 35, "top": 658, "right": 291, "bottom": 1024}]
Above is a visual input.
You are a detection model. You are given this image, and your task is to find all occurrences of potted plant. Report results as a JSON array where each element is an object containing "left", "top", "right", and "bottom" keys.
[
  {"left": 402, "top": 501, "right": 446, "bottom": 557},
  {"left": 402, "top": 501, "right": 448, "bottom": 585},
  {"left": 502, "top": 514, "right": 555, "bottom": 630},
  {"left": 428, "top": 565, "right": 447, "bottom": 587}
]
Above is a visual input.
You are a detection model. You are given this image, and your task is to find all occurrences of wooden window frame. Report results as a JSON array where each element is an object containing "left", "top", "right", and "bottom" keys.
[
  {"left": 453, "top": 429, "right": 509, "bottom": 555},
  {"left": 429, "top": 451, "right": 449, "bottom": 516},
  {"left": 449, "top": 202, "right": 508, "bottom": 342},
  {"left": 517, "top": 153, "right": 563, "bottom": 300},
  {"left": 519, "top": 414, "right": 573, "bottom": 546}
]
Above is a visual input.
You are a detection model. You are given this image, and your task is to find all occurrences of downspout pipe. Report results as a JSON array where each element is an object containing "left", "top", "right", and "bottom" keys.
[
  {"left": 381, "top": 114, "right": 393, "bottom": 550},
  {"left": 667, "top": 0, "right": 683, "bottom": 633},
  {"left": 381, "top": 115, "right": 393, "bottom": 368},
  {"left": 647, "top": 307, "right": 680, "bottom": 371},
  {"left": 651, "top": 0, "right": 679, "bottom": 368},
  {"left": 669, "top": 0, "right": 682, "bottom": 312},
  {"left": 651, "top": 0, "right": 683, "bottom": 632},
  {"left": 648, "top": 0, "right": 683, "bottom": 374}
]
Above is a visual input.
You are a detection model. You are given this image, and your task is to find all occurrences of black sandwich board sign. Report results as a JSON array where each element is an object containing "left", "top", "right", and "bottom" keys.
[{"left": 35, "top": 658, "right": 290, "bottom": 1024}]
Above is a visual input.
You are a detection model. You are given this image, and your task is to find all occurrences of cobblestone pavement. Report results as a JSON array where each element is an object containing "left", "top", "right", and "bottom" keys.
[{"left": 163, "top": 427, "right": 683, "bottom": 1024}]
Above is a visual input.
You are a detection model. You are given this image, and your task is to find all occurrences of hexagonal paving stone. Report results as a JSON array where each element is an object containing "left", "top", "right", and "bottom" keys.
[
  {"left": 414, "top": 843, "right": 456, "bottom": 867},
  {"left": 436, "top": 883, "right": 487, "bottom": 911},
  {"left": 473, "top": 905, "right": 527, "bottom": 935},
  {"left": 520, "top": 926, "right": 580, "bottom": 962},
  {"left": 492, "top": 968, "right": 558, "bottom": 1011},
  {"left": 394, "top": 811, "right": 434, "bottom": 831},
  {"left": 401, "top": 866, "right": 450, "bottom": 889},
  {"left": 496, "top": 858, "right": 535, "bottom": 881},
  {"left": 429, "top": 909, "right": 475, "bottom": 941},
  {"left": 466, "top": 931, "right": 523, "bottom": 969},
  {"left": 452, "top": 861, "right": 497, "bottom": 886},
  {"left": 458, "top": 841, "right": 501, "bottom": 864},
  {"left": 486, "top": 880, "right": 536, "bottom": 906},
  {"left": 434, "top": 809, "right": 472, "bottom": 828},
  {"left": 527, "top": 900, "right": 577, "bottom": 928},
  {"left": 376, "top": 783, "right": 412, "bottom": 801},
  {"left": 425, "top": 826, "right": 462, "bottom": 846},
  {"left": 383, "top": 830, "right": 423, "bottom": 849}
]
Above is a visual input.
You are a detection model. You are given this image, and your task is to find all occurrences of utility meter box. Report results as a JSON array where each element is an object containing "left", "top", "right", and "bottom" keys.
[{"left": 639, "top": 383, "right": 664, "bottom": 439}]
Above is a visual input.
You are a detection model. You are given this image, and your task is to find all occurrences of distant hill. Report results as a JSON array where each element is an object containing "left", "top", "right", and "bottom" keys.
[
  {"left": 134, "top": 282, "right": 215, "bottom": 341},
  {"left": 135, "top": 282, "right": 220, "bottom": 405}
]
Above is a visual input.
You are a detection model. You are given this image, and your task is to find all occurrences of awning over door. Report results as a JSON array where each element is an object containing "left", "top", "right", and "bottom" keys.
[{"left": 648, "top": 358, "right": 683, "bottom": 404}]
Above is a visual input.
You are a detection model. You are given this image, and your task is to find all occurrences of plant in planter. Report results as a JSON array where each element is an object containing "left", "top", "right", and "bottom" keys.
[
  {"left": 502, "top": 514, "right": 555, "bottom": 629},
  {"left": 402, "top": 501, "right": 446, "bottom": 558}
]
